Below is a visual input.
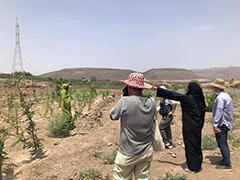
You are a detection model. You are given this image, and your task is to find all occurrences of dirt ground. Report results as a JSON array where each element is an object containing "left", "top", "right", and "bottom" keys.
[{"left": 2, "top": 87, "right": 240, "bottom": 180}]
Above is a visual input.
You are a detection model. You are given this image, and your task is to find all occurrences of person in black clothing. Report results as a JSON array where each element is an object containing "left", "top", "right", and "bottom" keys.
[{"left": 153, "top": 82, "right": 206, "bottom": 173}]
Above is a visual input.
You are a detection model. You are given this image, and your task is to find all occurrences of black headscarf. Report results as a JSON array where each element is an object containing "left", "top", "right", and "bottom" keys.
[
  {"left": 122, "top": 86, "right": 129, "bottom": 96},
  {"left": 186, "top": 82, "right": 206, "bottom": 112}
]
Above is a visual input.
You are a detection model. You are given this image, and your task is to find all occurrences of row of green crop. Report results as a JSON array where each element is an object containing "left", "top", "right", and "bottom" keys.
[{"left": 0, "top": 77, "right": 109, "bottom": 179}]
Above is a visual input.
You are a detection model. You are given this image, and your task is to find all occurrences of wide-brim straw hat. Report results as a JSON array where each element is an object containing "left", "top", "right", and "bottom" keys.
[
  {"left": 210, "top": 78, "right": 226, "bottom": 90},
  {"left": 121, "top": 72, "right": 152, "bottom": 89}
]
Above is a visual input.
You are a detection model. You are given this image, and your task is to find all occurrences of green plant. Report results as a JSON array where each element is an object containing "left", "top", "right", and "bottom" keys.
[
  {"left": 158, "top": 172, "right": 187, "bottom": 180},
  {"left": 206, "top": 92, "right": 216, "bottom": 112},
  {"left": 46, "top": 113, "right": 71, "bottom": 138},
  {"left": 0, "top": 127, "right": 8, "bottom": 180},
  {"left": 202, "top": 135, "right": 217, "bottom": 150},
  {"left": 102, "top": 149, "right": 118, "bottom": 164},
  {"left": 91, "top": 146, "right": 102, "bottom": 158},
  {"left": 4, "top": 91, "right": 21, "bottom": 134},
  {"left": 17, "top": 82, "right": 44, "bottom": 156},
  {"left": 79, "top": 168, "right": 102, "bottom": 180}
]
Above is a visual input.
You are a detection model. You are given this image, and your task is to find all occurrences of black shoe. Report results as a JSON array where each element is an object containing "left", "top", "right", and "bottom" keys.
[
  {"left": 217, "top": 159, "right": 225, "bottom": 165},
  {"left": 215, "top": 165, "right": 232, "bottom": 171}
]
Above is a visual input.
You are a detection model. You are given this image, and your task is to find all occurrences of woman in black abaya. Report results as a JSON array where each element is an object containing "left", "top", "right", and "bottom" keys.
[{"left": 153, "top": 82, "right": 206, "bottom": 173}]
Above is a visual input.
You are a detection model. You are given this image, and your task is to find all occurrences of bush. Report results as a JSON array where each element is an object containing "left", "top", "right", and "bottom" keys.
[
  {"left": 102, "top": 149, "right": 118, "bottom": 164},
  {"left": 79, "top": 168, "right": 102, "bottom": 180},
  {"left": 206, "top": 92, "right": 216, "bottom": 112},
  {"left": 46, "top": 113, "right": 71, "bottom": 138},
  {"left": 158, "top": 172, "right": 187, "bottom": 180},
  {"left": 202, "top": 135, "right": 217, "bottom": 150}
]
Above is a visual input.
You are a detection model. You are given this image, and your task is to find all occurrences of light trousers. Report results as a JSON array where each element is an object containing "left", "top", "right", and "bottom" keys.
[{"left": 114, "top": 146, "right": 153, "bottom": 180}]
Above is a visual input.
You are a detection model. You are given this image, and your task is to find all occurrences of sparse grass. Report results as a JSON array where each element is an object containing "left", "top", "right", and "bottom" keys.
[
  {"left": 202, "top": 135, "right": 217, "bottom": 150},
  {"left": 79, "top": 168, "right": 102, "bottom": 180},
  {"left": 234, "top": 114, "right": 240, "bottom": 119},
  {"left": 233, "top": 120, "right": 240, "bottom": 129},
  {"left": 46, "top": 113, "right": 71, "bottom": 138},
  {"left": 232, "top": 138, "right": 240, "bottom": 148},
  {"left": 91, "top": 146, "right": 102, "bottom": 158},
  {"left": 102, "top": 149, "right": 118, "bottom": 164},
  {"left": 228, "top": 131, "right": 234, "bottom": 141},
  {"left": 142, "top": 89, "right": 155, "bottom": 97},
  {"left": 206, "top": 117, "right": 212, "bottom": 123},
  {"left": 158, "top": 172, "right": 187, "bottom": 180}
]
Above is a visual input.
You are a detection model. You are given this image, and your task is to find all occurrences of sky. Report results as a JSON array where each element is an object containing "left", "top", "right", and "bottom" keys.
[{"left": 0, "top": 0, "right": 240, "bottom": 75}]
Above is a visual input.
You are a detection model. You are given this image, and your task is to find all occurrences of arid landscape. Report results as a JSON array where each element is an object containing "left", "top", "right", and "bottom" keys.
[{"left": 0, "top": 76, "right": 240, "bottom": 180}]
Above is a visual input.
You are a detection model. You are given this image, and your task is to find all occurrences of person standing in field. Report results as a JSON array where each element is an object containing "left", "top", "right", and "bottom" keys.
[
  {"left": 59, "top": 83, "right": 74, "bottom": 128},
  {"left": 153, "top": 82, "right": 206, "bottom": 173},
  {"left": 210, "top": 79, "right": 233, "bottom": 171},
  {"left": 110, "top": 72, "right": 156, "bottom": 180},
  {"left": 158, "top": 85, "right": 177, "bottom": 149}
]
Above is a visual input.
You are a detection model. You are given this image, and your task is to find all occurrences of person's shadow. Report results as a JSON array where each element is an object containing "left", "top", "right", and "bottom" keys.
[
  {"left": 155, "top": 159, "right": 187, "bottom": 170},
  {"left": 205, "top": 155, "right": 222, "bottom": 165}
]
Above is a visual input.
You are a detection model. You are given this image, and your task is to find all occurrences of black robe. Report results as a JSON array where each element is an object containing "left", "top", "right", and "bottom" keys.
[{"left": 157, "top": 88, "right": 205, "bottom": 172}]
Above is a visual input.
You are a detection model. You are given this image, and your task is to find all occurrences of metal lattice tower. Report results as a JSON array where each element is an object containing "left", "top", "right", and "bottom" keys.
[{"left": 12, "top": 18, "right": 24, "bottom": 74}]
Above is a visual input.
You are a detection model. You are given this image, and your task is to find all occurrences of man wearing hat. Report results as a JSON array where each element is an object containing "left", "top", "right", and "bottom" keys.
[
  {"left": 110, "top": 72, "right": 156, "bottom": 180},
  {"left": 211, "top": 78, "right": 233, "bottom": 171}
]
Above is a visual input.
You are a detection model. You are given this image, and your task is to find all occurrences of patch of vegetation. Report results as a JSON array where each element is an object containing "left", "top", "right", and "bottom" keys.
[
  {"left": 205, "top": 92, "right": 216, "bottom": 112},
  {"left": 202, "top": 135, "right": 217, "bottom": 150},
  {"left": 143, "top": 89, "right": 155, "bottom": 97},
  {"left": 158, "top": 172, "right": 187, "bottom": 180},
  {"left": 46, "top": 113, "right": 71, "bottom": 138},
  {"left": 233, "top": 119, "right": 240, "bottom": 129},
  {"left": 79, "top": 168, "right": 102, "bottom": 180},
  {"left": 228, "top": 131, "right": 234, "bottom": 141},
  {"left": 171, "top": 84, "right": 184, "bottom": 91},
  {"left": 233, "top": 114, "right": 240, "bottom": 119},
  {"left": 91, "top": 146, "right": 102, "bottom": 158},
  {"left": 102, "top": 149, "right": 118, "bottom": 164},
  {"left": 232, "top": 138, "right": 240, "bottom": 148},
  {"left": 231, "top": 83, "right": 240, "bottom": 89}
]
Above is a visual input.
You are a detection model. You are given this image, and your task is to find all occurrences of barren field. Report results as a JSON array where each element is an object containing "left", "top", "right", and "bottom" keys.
[{"left": 1, "top": 83, "right": 240, "bottom": 180}]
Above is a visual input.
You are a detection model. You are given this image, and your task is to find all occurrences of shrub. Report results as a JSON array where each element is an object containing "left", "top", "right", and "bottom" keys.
[
  {"left": 79, "top": 168, "right": 102, "bottom": 180},
  {"left": 205, "top": 92, "right": 216, "bottom": 112},
  {"left": 102, "top": 149, "right": 118, "bottom": 164},
  {"left": 158, "top": 172, "right": 187, "bottom": 180},
  {"left": 202, "top": 135, "right": 217, "bottom": 150},
  {"left": 46, "top": 113, "right": 71, "bottom": 138}
]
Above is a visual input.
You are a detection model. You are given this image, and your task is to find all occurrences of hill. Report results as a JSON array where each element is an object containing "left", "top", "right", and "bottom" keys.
[
  {"left": 143, "top": 68, "right": 203, "bottom": 80},
  {"left": 41, "top": 68, "right": 134, "bottom": 81},
  {"left": 41, "top": 68, "right": 203, "bottom": 81},
  {"left": 193, "top": 66, "right": 240, "bottom": 80}
]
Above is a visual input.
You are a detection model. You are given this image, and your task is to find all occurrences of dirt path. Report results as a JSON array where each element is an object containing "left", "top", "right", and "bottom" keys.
[{"left": 5, "top": 90, "right": 240, "bottom": 180}]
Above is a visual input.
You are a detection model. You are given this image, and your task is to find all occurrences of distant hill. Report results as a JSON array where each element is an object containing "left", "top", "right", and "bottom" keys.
[
  {"left": 143, "top": 68, "right": 202, "bottom": 80},
  {"left": 41, "top": 68, "right": 134, "bottom": 81},
  {"left": 193, "top": 66, "right": 240, "bottom": 80},
  {"left": 41, "top": 68, "right": 204, "bottom": 81}
]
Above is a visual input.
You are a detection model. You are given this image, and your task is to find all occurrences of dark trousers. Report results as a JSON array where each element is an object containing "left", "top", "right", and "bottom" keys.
[
  {"left": 159, "top": 115, "right": 173, "bottom": 146},
  {"left": 215, "top": 125, "right": 231, "bottom": 167}
]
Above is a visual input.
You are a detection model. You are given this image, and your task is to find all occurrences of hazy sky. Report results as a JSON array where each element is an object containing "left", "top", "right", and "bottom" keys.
[{"left": 0, "top": 0, "right": 240, "bottom": 75}]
